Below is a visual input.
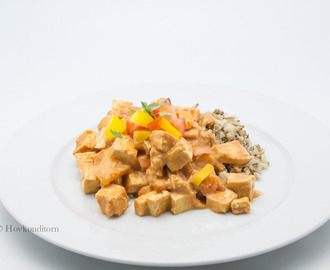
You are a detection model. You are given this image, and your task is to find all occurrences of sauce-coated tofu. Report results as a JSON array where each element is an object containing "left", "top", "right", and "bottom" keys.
[
  {"left": 212, "top": 140, "right": 252, "bottom": 165},
  {"left": 95, "top": 184, "right": 129, "bottom": 217},
  {"left": 94, "top": 151, "right": 130, "bottom": 185},
  {"left": 92, "top": 150, "right": 106, "bottom": 166},
  {"left": 124, "top": 171, "right": 147, "bottom": 193},
  {"left": 74, "top": 152, "right": 95, "bottom": 171},
  {"left": 231, "top": 197, "right": 251, "bottom": 214},
  {"left": 73, "top": 130, "right": 96, "bottom": 154},
  {"left": 226, "top": 173, "right": 255, "bottom": 200},
  {"left": 110, "top": 100, "right": 134, "bottom": 119},
  {"left": 198, "top": 113, "right": 215, "bottom": 127},
  {"left": 73, "top": 130, "right": 108, "bottom": 154},
  {"left": 108, "top": 137, "right": 137, "bottom": 165},
  {"left": 93, "top": 128, "right": 108, "bottom": 150},
  {"left": 170, "top": 192, "right": 195, "bottom": 215},
  {"left": 134, "top": 191, "right": 170, "bottom": 217},
  {"left": 168, "top": 174, "right": 192, "bottom": 193},
  {"left": 134, "top": 191, "right": 157, "bottom": 216},
  {"left": 206, "top": 189, "right": 237, "bottom": 213},
  {"left": 166, "top": 139, "right": 193, "bottom": 171},
  {"left": 150, "top": 131, "right": 178, "bottom": 152},
  {"left": 75, "top": 152, "right": 100, "bottom": 193},
  {"left": 147, "top": 190, "right": 170, "bottom": 217},
  {"left": 80, "top": 166, "right": 100, "bottom": 194}
]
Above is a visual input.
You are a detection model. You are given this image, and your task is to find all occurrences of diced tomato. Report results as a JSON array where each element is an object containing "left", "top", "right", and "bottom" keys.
[
  {"left": 152, "top": 98, "right": 175, "bottom": 117},
  {"left": 147, "top": 98, "right": 186, "bottom": 136},
  {"left": 126, "top": 120, "right": 144, "bottom": 137},
  {"left": 172, "top": 118, "right": 186, "bottom": 137},
  {"left": 147, "top": 117, "right": 162, "bottom": 131}
]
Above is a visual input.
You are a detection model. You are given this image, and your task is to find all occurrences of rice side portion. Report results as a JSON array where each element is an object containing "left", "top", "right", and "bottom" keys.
[{"left": 206, "top": 109, "right": 269, "bottom": 181}]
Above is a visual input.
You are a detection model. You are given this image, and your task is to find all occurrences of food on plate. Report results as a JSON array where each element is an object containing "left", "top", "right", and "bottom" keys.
[{"left": 73, "top": 98, "right": 269, "bottom": 217}]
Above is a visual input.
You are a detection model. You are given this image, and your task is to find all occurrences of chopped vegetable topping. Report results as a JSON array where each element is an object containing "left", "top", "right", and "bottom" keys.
[
  {"left": 133, "top": 130, "right": 152, "bottom": 143},
  {"left": 157, "top": 111, "right": 172, "bottom": 117},
  {"left": 110, "top": 130, "right": 122, "bottom": 138},
  {"left": 126, "top": 120, "right": 144, "bottom": 137},
  {"left": 130, "top": 109, "right": 136, "bottom": 116},
  {"left": 177, "top": 110, "right": 193, "bottom": 129},
  {"left": 192, "top": 164, "right": 215, "bottom": 185},
  {"left": 147, "top": 117, "right": 162, "bottom": 131},
  {"left": 141, "top": 99, "right": 169, "bottom": 119},
  {"left": 141, "top": 101, "right": 156, "bottom": 118},
  {"left": 105, "top": 115, "right": 126, "bottom": 141},
  {"left": 158, "top": 117, "right": 182, "bottom": 138},
  {"left": 130, "top": 110, "right": 154, "bottom": 127}
]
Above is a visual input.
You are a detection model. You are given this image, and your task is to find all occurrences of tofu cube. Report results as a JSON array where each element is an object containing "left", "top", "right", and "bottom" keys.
[
  {"left": 150, "top": 131, "right": 179, "bottom": 152},
  {"left": 143, "top": 140, "right": 152, "bottom": 155},
  {"left": 168, "top": 174, "right": 192, "bottom": 193},
  {"left": 231, "top": 197, "right": 251, "bottom": 214},
  {"left": 124, "top": 171, "right": 147, "bottom": 193},
  {"left": 147, "top": 190, "right": 170, "bottom": 217},
  {"left": 166, "top": 139, "right": 193, "bottom": 171},
  {"left": 198, "top": 113, "right": 216, "bottom": 127},
  {"left": 75, "top": 152, "right": 95, "bottom": 171},
  {"left": 134, "top": 191, "right": 157, "bottom": 216},
  {"left": 111, "top": 100, "right": 133, "bottom": 119},
  {"left": 94, "top": 152, "right": 130, "bottom": 185},
  {"left": 93, "top": 128, "right": 108, "bottom": 150},
  {"left": 170, "top": 192, "right": 195, "bottom": 215},
  {"left": 206, "top": 189, "right": 238, "bottom": 213},
  {"left": 80, "top": 166, "right": 101, "bottom": 194},
  {"left": 92, "top": 150, "right": 106, "bottom": 166},
  {"left": 95, "top": 184, "right": 129, "bottom": 217},
  {"left": 212, "top": 140, "right": 252, "bottom": 165},
  {"left": 108, "top": 137, "right": 137, "bottom": 165},
  {"left": 226, "top": 173, "right": 255, "bottom": 200},
  {"left": 184, "top": 127, "right": 199, "bottom": 139},
  {"left": 73, "top": 130, "right": 96, "bottom": 154},
  {"left": 176, "top": 109, "right": 194, "bottom": 129}
]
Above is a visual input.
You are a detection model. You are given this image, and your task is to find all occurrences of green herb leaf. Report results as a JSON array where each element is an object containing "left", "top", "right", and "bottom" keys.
[
  {"left": 110, "top": 130, "right": 122, "bottom": 138},
  {"left": 157, "top": 111, "right": 172, "bottom": 117},
  {"left": 130, "top": 109, "right": 136, "bottom": 115},
  {"left": 140, "top": 99, "right": 171, "bottom": 119},
  {"left": 141, "top": 101, "right": 156, "bottom": 119},
  {"left": 148, "top": 100, "right": 168, "bottom": 111}
]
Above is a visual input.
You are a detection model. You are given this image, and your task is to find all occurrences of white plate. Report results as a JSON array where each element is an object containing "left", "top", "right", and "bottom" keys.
[{"left": 0, "top": 84, "right": 329, "bottom": 267}]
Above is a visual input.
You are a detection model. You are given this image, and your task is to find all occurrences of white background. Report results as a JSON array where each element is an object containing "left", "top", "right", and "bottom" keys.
[{"left": 0, "top": 0, "right": 329, "bottom": 269}]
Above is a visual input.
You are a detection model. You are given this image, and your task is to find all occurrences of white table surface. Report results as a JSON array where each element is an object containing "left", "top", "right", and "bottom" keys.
[{"left": 0, "top": 1, "right": 329, "bottom": 269}]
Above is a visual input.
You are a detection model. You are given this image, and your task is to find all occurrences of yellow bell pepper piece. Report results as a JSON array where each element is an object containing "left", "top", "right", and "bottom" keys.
[
  {"left": 133, "top": 130, "right": 152, "bottom": 143},
  {"left": 192, "top": 164, "right": 215, "bottom": 185},
  {"left": 158, "top": 117, "right": 181, "bottom": 138},
  {"left": 130, "top": 110, "right": 154, "bottom": 127},
  {"left": 105, "top": 115, "right": 126, "bottom": 140}
]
